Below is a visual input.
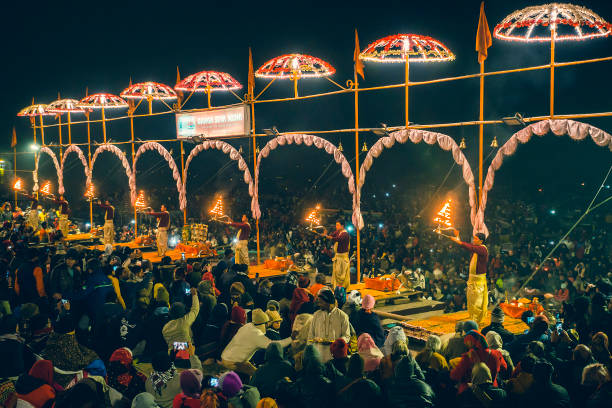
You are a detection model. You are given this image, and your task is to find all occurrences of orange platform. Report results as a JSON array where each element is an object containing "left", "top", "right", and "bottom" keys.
[{"left": 408, "top": 310, "right": 529, "bottom": 335}]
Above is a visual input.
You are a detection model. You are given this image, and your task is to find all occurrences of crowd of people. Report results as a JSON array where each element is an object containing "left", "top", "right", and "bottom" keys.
[{"left": 0, "top": 175, "right": 609, "bottom": 407}]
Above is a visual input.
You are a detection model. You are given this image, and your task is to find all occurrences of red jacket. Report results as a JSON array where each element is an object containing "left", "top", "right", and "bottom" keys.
[{"left": 450, "top": 347, "right": 507, "bottom": 394}]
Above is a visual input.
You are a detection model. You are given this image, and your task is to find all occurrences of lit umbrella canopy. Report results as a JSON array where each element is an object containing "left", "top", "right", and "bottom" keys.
[
  {"left": 47, "top": 99, "right": 85, "bottom": 114},
  {"left": 255, "top": 53, "right": 336, "bottom": 78},
  {"left": 359, "top": 34, "right": 455, "bottom": 62},
  {"left": 78, "top": 93, "right": 128, "bottom": 109},
  {"left": 175, "top": 71, "right": 242, "bottom": 92},
  {"left": 120, "top": 81, "right": 178, "bottom": 100},
  {"left": 17, "top": 104, "right": 54, "bottom": 117},
  {"left": 494, "top": 3, "right": 612, "bottom": 42}
]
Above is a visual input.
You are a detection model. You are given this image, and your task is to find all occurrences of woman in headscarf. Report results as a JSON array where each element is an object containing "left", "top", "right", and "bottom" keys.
[
  {"left": 106, "top": 347, "right": 147, "bottom": 402},
  {"left": 352, "top": 294, "right": 385, "bottom": 348},
  {"left": 485, "top": 330, "right": 514, "bottom": 380},
  {"left": 290, "top": 313, "right": 313, "bottom": 357},
  {"left": 591, "top": 332, "right": 612, "bottom": 370},
  {"left": 457, "top": 362, "right": 507, "bottom": 408},
  {"left": 382, "top": 326, "right": 407, "bottom": 356},
  {"left": 385, "top": 356, "right": 435, "bottom": 408},
  {"left": 172, "top": 369, "right": 203, "bottom": 408},
  {"left": 336, "top": 354, "right": 381, "bottom": 408},
  {"left": 416, "top": 335, "right": 449, "bottom": 372},
  {"left": 357, "top": 333, "right": 384, "bottom": 372},
  {"left": 450, "top": 330, "right": 506, "bottom": 394},
  {"left": 289, "top": 277, "right": 313, "bottom": 324},
  {"left": 380, "top": 339, "right": 410, "bottom": 380},
  {"left": 219, "top": 305, "right": 246, "bottom": 351},
  {"left": 145, "top": 352, "right": 180, "bottom": 408},
  {"left": 14, "top": 360, "right": 59, "bottom": 408}
]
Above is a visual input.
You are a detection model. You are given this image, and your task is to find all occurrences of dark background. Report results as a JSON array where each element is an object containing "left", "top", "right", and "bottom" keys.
[{"left": 1, "top": 0, "right": 611, "bottom": 225}]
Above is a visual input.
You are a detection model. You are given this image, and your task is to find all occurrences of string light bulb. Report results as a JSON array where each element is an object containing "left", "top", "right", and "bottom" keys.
[
  {"left": 362, "top": 142, "right": 368, "bottom": 152},
  {"left": 491, "top": 136, "right": 499, "bottom": 148},
  {"left": 459, "top": 137, "right": 466, "bottom": 149}
]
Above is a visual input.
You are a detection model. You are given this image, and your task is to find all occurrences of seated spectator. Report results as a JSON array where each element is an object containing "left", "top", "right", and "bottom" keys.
[
  {"left": 443, "top": 321, "right": 477, "bottom": 362},
  {"left": 507, "top": 315, "right": 550, "bottom": 362},
  {"left": 172, "top": 369, "right": 203, "bottom": 408},
  {"left": 506, "top": 353, "right": 537, "bottom": 396},
  {"left": 289, "top": 277, "right": 312, "bottom": 324},
  {"left": 162, "top": 289, "right": 199, "bottom": 352},
  {"left": 481, "top": 306, "right": 515, "bottom": 345},
  {"left": 219, "top": 371, "right": 260, "bottom": 408},
  {"left": 325, "top": 338, "right": 350, "bottom": 379},
  {"left": 250, "top": 342, "right": 296, "bottom": 398},
  {"left": 450, "top": 330, "right": 506, "bottom": 394},
  {"left": 582, "top": 363, "right": 612, "bottom": 408},
  {"left": 14, "top": 360, "right": 58, "bottom": 408},
  {"left": 523, "top": 361, "right": 571, "bottom": 408},
  {"left": 0, "top": 314, "right": 36, "bottom": 379},
  {"left": 352, "top": 294, "right": 385, "bottom": 348},
  {"left": 145, "top": 352, "right": 180, "bottom": 408},
  {"left": 309, "top": 274, "right": 326, "bottom": 297},
  {"left": 385, "top": 356, "right": 435, "bottom": 408},
  {"left": 381, "top": 326, "right": 407, "bottom": 356},
  {"left": 219, "top": 305, "right": 246, "bottom": 351},
  {"left": 264, "top": 310, "right": 282, "bottom": 341},
  {"left": 357, "top": 333, "right": 383, "bottom": 372},
  {"left": 293, "top": 345, "right": 333, "bottom": 408},
  {"left": 485, "top": 330, "right": 514, "bottom": 380},
  {"left": 457, "top": 362, "right": 507, "bottom": 408},
  {"left": 416, "top": 335, "right": 449, "bottom": 374},
  {"left": 195, "top": 303, "right": 228, "bottom": 357},
  {"left": 221, "top": 309, "right": 291, "bottom": 376},
  {"left": 107, "top": 347, "right": 147, "bottom": 402},
  {"left": 590, "top": 332, "right": 611, "bottom": 369},
  {"left": 336, "top": 354, "right": 381, "bottom": 407}
]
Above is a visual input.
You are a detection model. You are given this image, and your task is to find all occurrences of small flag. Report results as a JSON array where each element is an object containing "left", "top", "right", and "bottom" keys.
[
  {"left": 175, "top": 66, "right": 184, "bottom": 107},
  {"left": 476, "top": 1, "right": 492, "bottom": 64},
  {"left": 127, "top": 77, "right": 136, "bottom": 116},
  {"left": 354, "top": 29, "right": 365, "bottom": 80},
  {"left": 11, "top": 127, "right": 17, "bottom": 148},
  {"left": 248, "top": 47, "right": 255, "bottom": 98}
]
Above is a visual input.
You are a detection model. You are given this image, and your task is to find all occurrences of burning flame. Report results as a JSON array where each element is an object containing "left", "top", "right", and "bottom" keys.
[
  {"left": 135, "top": 190, "right": 146, "bottom": 208},
  {"left": 40, "top": 181, "right": 52, "bottom": 196},
  {"left": 305, "top": 204, "right": 321, "bottom": 226},
  {"left": 84, "top": 183, "right": 95, "bottom": 199},
  {"left": 13, "top": 179, "right": 23, "bottom": 191},
  {"left": 433, "top": 199, "right": 453, "bottom": 228},
  {"left": 209, "top": 196, "right": 224, "bottom": 217}
]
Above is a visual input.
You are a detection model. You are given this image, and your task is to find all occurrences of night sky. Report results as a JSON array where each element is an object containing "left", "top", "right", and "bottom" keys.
[{"left": 2, "top": 0, "right": 611, "bottom": 222}]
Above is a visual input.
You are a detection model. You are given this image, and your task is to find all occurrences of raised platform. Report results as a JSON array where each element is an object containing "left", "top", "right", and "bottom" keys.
[{"left": 407, "top": 309, "right": 528, "bottom": 336}]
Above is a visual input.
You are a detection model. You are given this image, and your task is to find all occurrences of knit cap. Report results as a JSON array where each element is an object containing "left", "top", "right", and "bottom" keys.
[
  {"left": 362, "top": 294, "right": 375, "bottom": 310},
  {"left": 330, "top": 338, "right": 348, "bottom": 359},
  {"left": 490, "top": 307, "right": 504, "bottom": 323},
  {"left": 252, "top": 308, "right": 270, "bottom": 326},
  {"left": 266, "top": 310, "right": 282, "bottom": 323},
  {"left": 220, "top": 371, "right": 242, "bottom": 397}
]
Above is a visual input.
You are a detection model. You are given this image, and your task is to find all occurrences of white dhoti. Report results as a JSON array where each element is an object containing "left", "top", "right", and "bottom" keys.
[
  {"left": 156, "top": 227, "right": 168, "bottom": 256},
  {"left": 235, "top": 239, "right": 249, "bottom": 266},
  {"left": 103, "top": 220, "right": 114, "bottom": 245},
  {"left": 332, "top": 252, "right": 350, "bottom": 290},
  {"left": 58, "top": 214, "right": 69, "bottom": 237}
]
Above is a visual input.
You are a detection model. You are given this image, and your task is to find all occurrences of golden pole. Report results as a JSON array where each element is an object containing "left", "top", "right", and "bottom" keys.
[
  {"left": 39, "top": 116, "right": 45, "bottom": 146},
  {"left": 250, "top": 96, "right": 261, "bottom": 265},
  {"left": 354, "top": 71, "right": 361, "bottom": 283},
  {"left": 293, "top": 75, "right": 299, "bottom": 98},
  {"left": 148, "top": 98, "right": 153, "bottom": 115},
  {"left": 58, "top": 114, "right": 63, "bottom": 159},
  {"left": 404, "top": 58, "right": 410, "bottom": 128},
  {"left": 67, "top": 112, "right": 72, "bottom": 145},
  {"left": 180, "top": 141, "right": 187, "bottom": 225},
  {"left": 86, "top": 113, "right": 93, "bottom": 229},
  {"left": 550, "top": 26, "right": 556, "bottom": 118},
  {"left": 13, "top": 145, "right": 17, "bottom": 207},
  {"left": 130, "top": 113, "right": 137, "bottom": 237},
  {"left": 478, "top": 61, "right": 484, "bottom": 206},
  {"left": 101, "top": 107, "right": 107, "bottom": 143},
  {"left": 207, "top": 86, "right": 212, "bottom": 109}
]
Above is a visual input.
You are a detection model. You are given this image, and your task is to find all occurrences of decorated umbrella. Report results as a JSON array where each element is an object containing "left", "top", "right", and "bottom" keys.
[
  {"left": 17, "top": 103, "right": 54, "bottom": 145},
  {"left": 360, "top": 34, "right": 454, "bottom": 127},
  {"left": 175, "top": 71, "right": 242, "bottom": 108},
  {"left": 120, "top": 81, "right": 177, "bottom": 114},
  {"left": 255, "top": 53, "right": 336, "bottom": 98},
  {"left": 47, "top": 98, "right": 86, "bottom": 155},
  {"left": 78, "top": 93, "right": 128, "bottom": 143},
  {"left": 494, "top": 3, "right": 611, "bottom": 117}
]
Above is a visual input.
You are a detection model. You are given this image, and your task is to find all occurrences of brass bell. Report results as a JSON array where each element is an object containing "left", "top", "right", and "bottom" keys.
[
  {"left": 491, "top": 136, "right": 498, "bottom": 148},
  {"left": 459, "top": 137, "right": 466, "bottom": 149}
]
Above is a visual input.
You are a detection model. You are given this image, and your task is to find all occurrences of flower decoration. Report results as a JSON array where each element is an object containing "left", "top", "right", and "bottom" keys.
[
  {"left": 120, "top": 81, "right": 178, "bottom": 100},
  {"left": 175, "top": 71, "right": 242, "bottom": 92},
  {"left": 360, "top": 34, "right": 455, "bottom": 63},
  {"left": 494, "top": 3, "right": 612, "bottom": 42},
  {"left": 255, "top": 54, "right": 335, "bottom": 78}
]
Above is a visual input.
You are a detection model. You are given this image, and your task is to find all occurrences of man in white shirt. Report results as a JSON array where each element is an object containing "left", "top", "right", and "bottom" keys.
[
  {"left": 307, "top": 287, "right": 350, "bottom": 362},
  {"left": 221, "top": 308, "right": 292, "bottom": 376}
]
